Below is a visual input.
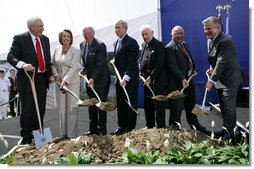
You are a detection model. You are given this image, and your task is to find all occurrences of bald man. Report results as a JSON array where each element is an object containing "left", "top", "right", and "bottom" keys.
[
  {"left": 139, "top": 24, "right": 167, "bottom": 128},
  {"left": 165, "top": 25, "right": 209, "bottom": 134}
]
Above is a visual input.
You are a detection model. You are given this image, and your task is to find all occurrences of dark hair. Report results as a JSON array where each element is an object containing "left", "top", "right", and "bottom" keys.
[{"left": 58, "top": 29, "right": 73, "bottom": 45}]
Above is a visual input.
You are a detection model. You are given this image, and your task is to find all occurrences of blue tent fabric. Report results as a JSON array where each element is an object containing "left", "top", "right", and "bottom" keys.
[{"left": 159, "top": 0, "right": 249, "bottom": 105}]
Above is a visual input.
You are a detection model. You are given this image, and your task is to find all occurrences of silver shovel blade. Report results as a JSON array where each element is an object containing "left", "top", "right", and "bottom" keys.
[
  {"left": 33, "top": 128, "right": 53, "bottom": 148},
  {"left": 192, "top": 104, "right": 210, "bottom": 116}
]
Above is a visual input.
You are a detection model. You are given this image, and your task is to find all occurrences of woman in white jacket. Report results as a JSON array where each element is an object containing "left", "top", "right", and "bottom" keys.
[{"left": 51, "top": 29, "right": 81, "bottom": 138}]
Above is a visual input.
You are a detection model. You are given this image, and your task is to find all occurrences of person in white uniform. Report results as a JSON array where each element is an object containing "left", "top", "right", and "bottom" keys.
[{"left": 0, "top": 68, "right": 11, "bottom": 120}]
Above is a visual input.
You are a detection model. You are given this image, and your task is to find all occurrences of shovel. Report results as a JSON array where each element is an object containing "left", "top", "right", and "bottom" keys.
[
  {"left": 53, "top": 81, "right": 98, "bottom": 106},
  {"left": 79, "top": 70, "right": 116, "bottom": 111},
  {"left": 139, "top": 75, "right": 168, "bottom": 101},
  {"left": 110, "top": 59, "right": 144, "bottom": 120},
  {"left": 192, "top": 87, "right": 210, "bottom": 116},
  {"left": 167, "top": 71, "right": 197, "bottom": 99},
  {"left": 24, "top": 69, "right": 52, "bottom": 148}
]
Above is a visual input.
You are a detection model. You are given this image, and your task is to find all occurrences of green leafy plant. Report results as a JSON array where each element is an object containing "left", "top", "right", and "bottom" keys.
[
  {"left": 0, "top": 155, "right": 14, "bottom": 164},
  {"left": 123, "top": 147, "right": 161, "bottom": 164},
  {"left": 50, "top": 150, "right": 92, "bottom": 164}
]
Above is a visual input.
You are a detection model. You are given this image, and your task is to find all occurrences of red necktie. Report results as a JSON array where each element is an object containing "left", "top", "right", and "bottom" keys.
[
  {"left": 180, "top": 43, "right": 193, "bottom": 70},
  {"left": 35, "top": 37, "right": 45, "bottom": 71}
]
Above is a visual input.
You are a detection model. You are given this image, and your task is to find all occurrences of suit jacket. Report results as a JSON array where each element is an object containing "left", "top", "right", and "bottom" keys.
[
  {"left": 140, "top": 37, "right": 167, "bottom": 89},
  {"left": 114, "top": 34, "right": 139, "bottom": 88},
  {"left": 208, "top": 32, "right": 243, "bottom": 89},
  {"left": 51, "top": 46, "right": 80, "bottom": 85},
  {"left": 7, "top": 31, "right": 52, "bottom": 90},
  {"left": 165, "top": 40, "right": 195, "bottom": 91},
  {"left": 8, "top": 76, "right": 17, "bottom": 96},
  {"left": 80, "top": 38, "right": 110, "bottom": 91}
]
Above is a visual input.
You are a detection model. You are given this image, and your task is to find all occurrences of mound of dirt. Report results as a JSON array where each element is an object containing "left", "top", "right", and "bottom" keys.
[{"left": 7, "top": 127, "right": 209, "bottom": 164}]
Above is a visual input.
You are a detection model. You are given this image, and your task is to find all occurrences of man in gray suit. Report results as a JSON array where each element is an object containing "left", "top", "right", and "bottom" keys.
[
  {"left": 166, "top": 26, "right": 208, "bottom": 134},
  {"left": 202, "top": 16, "right": 243, "bottom": 142},
  {"left": 80, "top": 26, "right": 111, "bottom": 135}
]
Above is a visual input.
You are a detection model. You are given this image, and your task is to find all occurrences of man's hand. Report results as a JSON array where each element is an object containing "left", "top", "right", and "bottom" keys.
[
  {"left": 205, "top": 81, "right": 213, "bottom": 91},
  {"left": 206, "top": 69, "right": 213, "bottom": 77},
  {"left": 145, "top": 76, "right": 151, "bottom": 86},
  {"left": 22, "top": 64, "right": 34, "bottom": 71},
  {"left": 182, "top": 79, "right": 189, "bottom": 88},
  {"left": 120, "top": 79, "right": 127, "bottom": 87},
  {"left": 88, "top": 79, "right": 94, "bottom": 88}
]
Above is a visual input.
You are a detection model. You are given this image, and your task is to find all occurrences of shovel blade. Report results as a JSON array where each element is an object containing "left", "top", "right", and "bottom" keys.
[{"left": 33, "top": 128, "right": 53, "bottom": 148}]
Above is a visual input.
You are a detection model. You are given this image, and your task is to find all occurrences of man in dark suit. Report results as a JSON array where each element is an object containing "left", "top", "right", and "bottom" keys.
[
  {"left": 139, "top": 25, "right": 167, "bottom": 128},
  {"left": 166, "top": 26, "right": 208, "bottom": 134},
  {"left": 8, "top": 68, "right": 17, "bottom": 117},
  {"left": 80, "top": 26, "right": 111, "bottom": 135},
  {"left": 7, "top": 16, "right": 53, "bottom": 144},
  {"left": 111, "top": 20, "right": 139, "bottom": 135},
  {"left": 202, "top": 16, "right": 243, "bottom": 141}
]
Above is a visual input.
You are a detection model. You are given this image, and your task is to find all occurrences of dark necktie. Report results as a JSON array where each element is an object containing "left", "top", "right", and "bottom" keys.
[
  {"left": 116, "top": 39, "right": 122, "bottom": 53},
  {"left": 84, "top": 43, "right": 90, "bottom": 62},
  {"left": 141, "top": 44, "right": 150, "bottom": 72},
  {"left": 179, "top": 43, "right": 193, "bottom": 70},
  {"left": 35, "top": 37, "right": 45, "bottom": 71}
]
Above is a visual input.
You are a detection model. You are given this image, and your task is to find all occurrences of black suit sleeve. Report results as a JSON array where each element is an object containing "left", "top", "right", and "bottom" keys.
[
  {"left": 124, "top": 39, "right": 139, "bottom": 78},
  {"left": 150, "top": 42, "right": 166, "bottom": 80},
  {"left": 211, "top": 39, "right": 234, "bottom": 83},
  {"left": 91, "top": 43, "right": 108, "bottom": 80},
  {"left": 7, "top": 35, "right": 23, "bottom": 69}
]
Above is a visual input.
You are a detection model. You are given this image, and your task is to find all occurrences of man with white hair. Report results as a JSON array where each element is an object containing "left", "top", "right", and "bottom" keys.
[
  {"left": 139, "top": 24, "right": 167, "bottom": 128},
  {"left": 165, "top": 25, "right": 209, "bottom": 134},
  {"left": 7, "top": 16, "right": 54, "bottom": 144}
]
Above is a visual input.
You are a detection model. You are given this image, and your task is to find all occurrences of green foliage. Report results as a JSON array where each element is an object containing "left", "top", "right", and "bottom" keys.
[
  {"left": 123, "top": 139, "right": 249, "bottom": 164},
  {"left": 0, "top": 155, "right": 15, "bottom": 164},
  {"left": 50, "top": 151, "right": 92, "bottom": 164},
  {"left": 123, "top": 147, "right": 160, "bottom": 164}
]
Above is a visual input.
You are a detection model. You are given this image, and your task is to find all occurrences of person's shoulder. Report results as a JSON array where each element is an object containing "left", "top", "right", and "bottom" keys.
[
  {"left": 70, "top": 46, "right": 81, "bottom": 54},
  {"left": 165, "top": 40, "right": 174, "bottom": 48},
  {"left": 13, "top": 31, "right": 29, "bottom": 40}
]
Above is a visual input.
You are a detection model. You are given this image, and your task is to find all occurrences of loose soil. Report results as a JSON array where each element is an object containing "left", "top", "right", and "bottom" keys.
[{"left": 7, "top": 127, "right": 209, "bottom": 164}]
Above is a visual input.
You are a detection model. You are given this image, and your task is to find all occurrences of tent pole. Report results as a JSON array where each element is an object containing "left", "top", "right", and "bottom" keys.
[{"left": 157, "top": 0, "right": 162, "bottom": 41}]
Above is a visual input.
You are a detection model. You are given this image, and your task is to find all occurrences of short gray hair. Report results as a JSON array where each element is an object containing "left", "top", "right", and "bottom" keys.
[
  {"left": 202, "top": 16, "right": 221, "bottom": 29},
  {"left": 117, "top": 20, "right": 128, "bottom": 29},
  {"left": 27, "top": 16, "right": 42, "bottom": 29},
  {"left": 140, "top": 24, "right": 153, "bottom": 33}
]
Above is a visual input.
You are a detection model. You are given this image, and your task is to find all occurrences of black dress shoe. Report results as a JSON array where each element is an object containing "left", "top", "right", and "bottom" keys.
[
  {"left": 111, "top": 128, "right": 125, "bottom": 135},
  {"left": 21, "top": 138, "right": 32, "bottom": 145},
  {"left": 213, "top": 130, "right": 226, "bottom": 139},
  {"left": 62, "top": 135, "right": 70, "bottom": 139},
  {"left": 84, "top": 131, "right": 99, "bottom": 135}
]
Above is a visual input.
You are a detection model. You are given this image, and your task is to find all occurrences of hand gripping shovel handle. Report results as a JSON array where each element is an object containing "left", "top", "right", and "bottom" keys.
[
  {"left": 139, "top": 75, "right": 155, "bottom": 97},
  {"left": 110, "top": 60, "right": 131, "bottom": 104},
  {"left": 24, "top": 69, "right": 43, "bottom": 135},
  {"left": 180, "top": 71, "right": 198, "bottom": 93},
  {"left": 79, "top": 71, "right": 102, "bottom": 103},
  {"left": 110, "top": 60, "right": 144, "bottom": 120},
  {"left": 53, "top": 81, "right": 83, "bottom": 105}
]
